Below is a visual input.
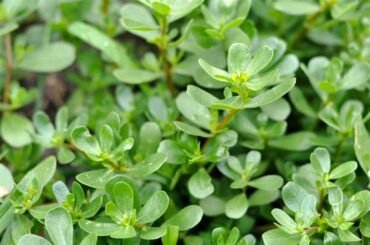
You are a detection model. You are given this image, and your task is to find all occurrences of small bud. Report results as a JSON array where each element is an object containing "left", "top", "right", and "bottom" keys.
[
  {"left": 241, "top": 72, "right": 248, "bottom": 82},
  {"left": 231, "top": 72, "right": 238, "bottom": 80}
]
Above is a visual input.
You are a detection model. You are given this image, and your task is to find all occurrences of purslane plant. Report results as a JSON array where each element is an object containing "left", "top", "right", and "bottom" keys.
[{"left": 1, "top": 0, "right": 370, "bottom": 244}]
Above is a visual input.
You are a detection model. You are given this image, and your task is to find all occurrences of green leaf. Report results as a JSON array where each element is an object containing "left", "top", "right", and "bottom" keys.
[
  {"left": 0, "top": 22, "right": 19, "bottom": 37},
  {"left": 1, "top": 214, "right": 32, "bottom": 244},
  {"left": 113, "top": 68, "right": 162, "bottom": 84},
  {"left": 76, "top": 169, "right": 115, "bottom": 189},
  {"left": 57, "top": 147, "right": 75, "bottom": 164},
  {"left": 45, "top": 207, "right": 73, "bottom": 245},
  {"left": 245, "top": 78, "right": 296, "bottom": 108},
  {"left": 138, "top": 122, "right": 161, "bottom": 158},
  {"left": 18, "top": 234, "right": 52, "bottom": 245},
  {"left": 249, "top": 190, "right": 280, "bottom": 206},
  {"left": 262, "top": 229, "right": 300, "bottom": 245},
  {"left": 113, "top": 182, "right": 134, "bottom": 213},
  {"left": 340, "top": 63, "right": 370, "bottom": 90},
  {"left": 158, "top": 140, "right": 187, "bottom": 165},
  {"left": 198, "top": 59, "right": 231, "bottom": 83},
  {"left": 343, "top": 199, "right": 364, "bottom": 221},
  {"left": 248, "top": 175, "right": 284, "bottom": 191},
  {"left": 278, "top": 54, "right": 299, "bottom": 76},
  {"left": 1, "top": 113, "right": 34, "bottom": 147},
  {"left": 225, "top": 194, "right": 248, "bottom": 219},
  {"left": 55, "top": 106, "right": 68, "bottom": 132},
  {"left": 79, "top": 234, "right": 97, "bottom": 245},
  {"left": 99, "top": 125, "right": 113, "bottom": 153},
  {"left": 210, "top": 96, "right": 244, "bottom": 110},
  {"left": 282, "top": 182, "right": 308, "bottom": 212},
  {"left": 68, "top": 22, "right": 134, "bottom": 68},
  {"left": 354, "top": 120, "right": 370, "bottom": 175},
  {"left": 33, "top": 111, "right": 55, "bottom": 139},
  {"left": 324, "top": 232, "right": 344, "bottom": 245},
  {"left": 164, "top": 205, "right": 203, "bottom": 231},
  {"left": 199, "top": 196, "right": 225, "bottom": 216},
  {"left": 201, "top": 5, "right": 219, "bottom": 29},
  {"left": 299, "top": 195, "right": 317, "bottom": 226},
  {"left": 188, "top": 168, "right": 214, "bottom": 199},
  {"left": 71, "top": 126, "right": 101, "bottom": 157},
  {"left": 3, "top": 0, "right": 37, "bottom": 21},
  {"left": 269, "top": 131, "right": 314, "bottom": 151},
  {"left": 228, "top": 43, "right": 250, "bottom": 74},
  {"left": 161, "top": 225, "right": 179, "bottom": 245},
  {"left": 176, "top": 92, "right": 211, "bottom": 129},
  {"left": 148, "top": 96, "right": 168, "bottom": 121},
  {"left": 329, "top": 161, "right": 357, "bottom": 179},
  {"left": 310, "top": 147, "right": 331, "bottom": 174},
  {"left": 168, "top": 19, "right": 194, "bottom": 47},
  {"left": 18, "top": 42, "right": 75, "bottom": 73},
  {"left": 29, "top": 203, "right": 59, "bottom": 220},
  {"left": 78, "top": 219, "right": 119, "bottom": 236},
  {"left": 351, "top": 190, "right": 370, "bottom": 215},
  {"left": 111, "top": 137, "right": 134, "bottom": 162},
  {"left": 18, "top": 156, "right": 56, "bottom": 191},
  {"left": 360, "top": 212, "right": 370, "bottom": 238},
  {"left": 246, "top": 46, "right": 273, "bottom": 76},
  {"left": 337, "top": 229, "right": 361, "bottom": 242},
  {"left": 0, "top": 164, "right": 14, "bottom": 196},
  {"left": 187, "top": 85, "right": 219, "bottom": 107},
  {"left": 271, "top": 208, "right": 297, "bottom": 230},
  {"left": 140, "top": 226, "right": 167, "bottom": 240},
  {"left": 120, "top": 3, "right": 159, "bottom": 41},
  {"left": 82, "top": 196, "right": 103, "bottom": 218},
  {"left": 331, "top": 1, "right": 359, "bottom": 20},
  {"left": 174, "top": 121, "right": 211, "bottom": 138},
  {"left": 289, "top": 87, "right": 316, "bottom": 117},
  {"left": 328, "top": 187, "right": 343, "bottom": 214},
  {"left": 261, "top": 98, "right": 291, "bottom": 121},
  {"left": 138, "top": 191, "right": 169, "bottom": 224},
  {"left": 246, "top": 69, "right": 279, "bottom": 92},
  {"left": 274, "top": 0, "right": 320, "bottom": 15},
  {"left": 152, "top": 2, "right": 171, "bottom": 16},
  {"left": 110, "top": 226, "right": 136, "bottom": 239},
  {"left": 52, "top": 181, "right": 70, "bottom": 204},
  {"left": 168, "top": 0, "right": 204, "bottom": 22},
  {"left": 129, "top": 153, "right": 167, "bottom": 178}
]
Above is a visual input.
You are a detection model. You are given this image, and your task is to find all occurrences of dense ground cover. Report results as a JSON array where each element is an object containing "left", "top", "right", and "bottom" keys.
[{"left": 1, "top": 0, "right": 370, "bottom": 244}]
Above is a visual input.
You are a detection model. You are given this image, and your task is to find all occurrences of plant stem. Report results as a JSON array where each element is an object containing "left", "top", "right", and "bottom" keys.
[
  {"left": 333, "top": 134, "right": 345, "bottom": 164},
  {"left": 318, "top": 188, "right": 326, "bottom": 215},
  {"left": 159, "top": 17, "right": 177, "bottom": 97},
  {"left": 201, "top": 109, "right": 238, "bottom": 152},
  {"left": 3, "top": 33, "right": 13, "bottom": 105},
  {"left": 289, "top": 10, "right": 322, "bottom": 49},
  {"left": 304, "top": 226, "right": 319, "bottom": 234},
  {"left": 215, "top": 109, "right": 238, "bottom": 131}
]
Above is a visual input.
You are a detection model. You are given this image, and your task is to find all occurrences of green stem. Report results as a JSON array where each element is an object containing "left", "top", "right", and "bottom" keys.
[
  {"left": 304, "top": 226, "right": 319, "bottom": 234},
  {"left": 201, "top": 109, "right": 238, "bottom": 152},
  {"left": 318, "top": 188, "right": 326, "bottom": 215},
  {"left": 289, "top": 9, "right": 324, "bottom": 49},
  {"left": 333, "top": 134, "right": 345, "bottom": 164},
  {"left": 159, "top": 17, "right": 176, "bottom": 97}
]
